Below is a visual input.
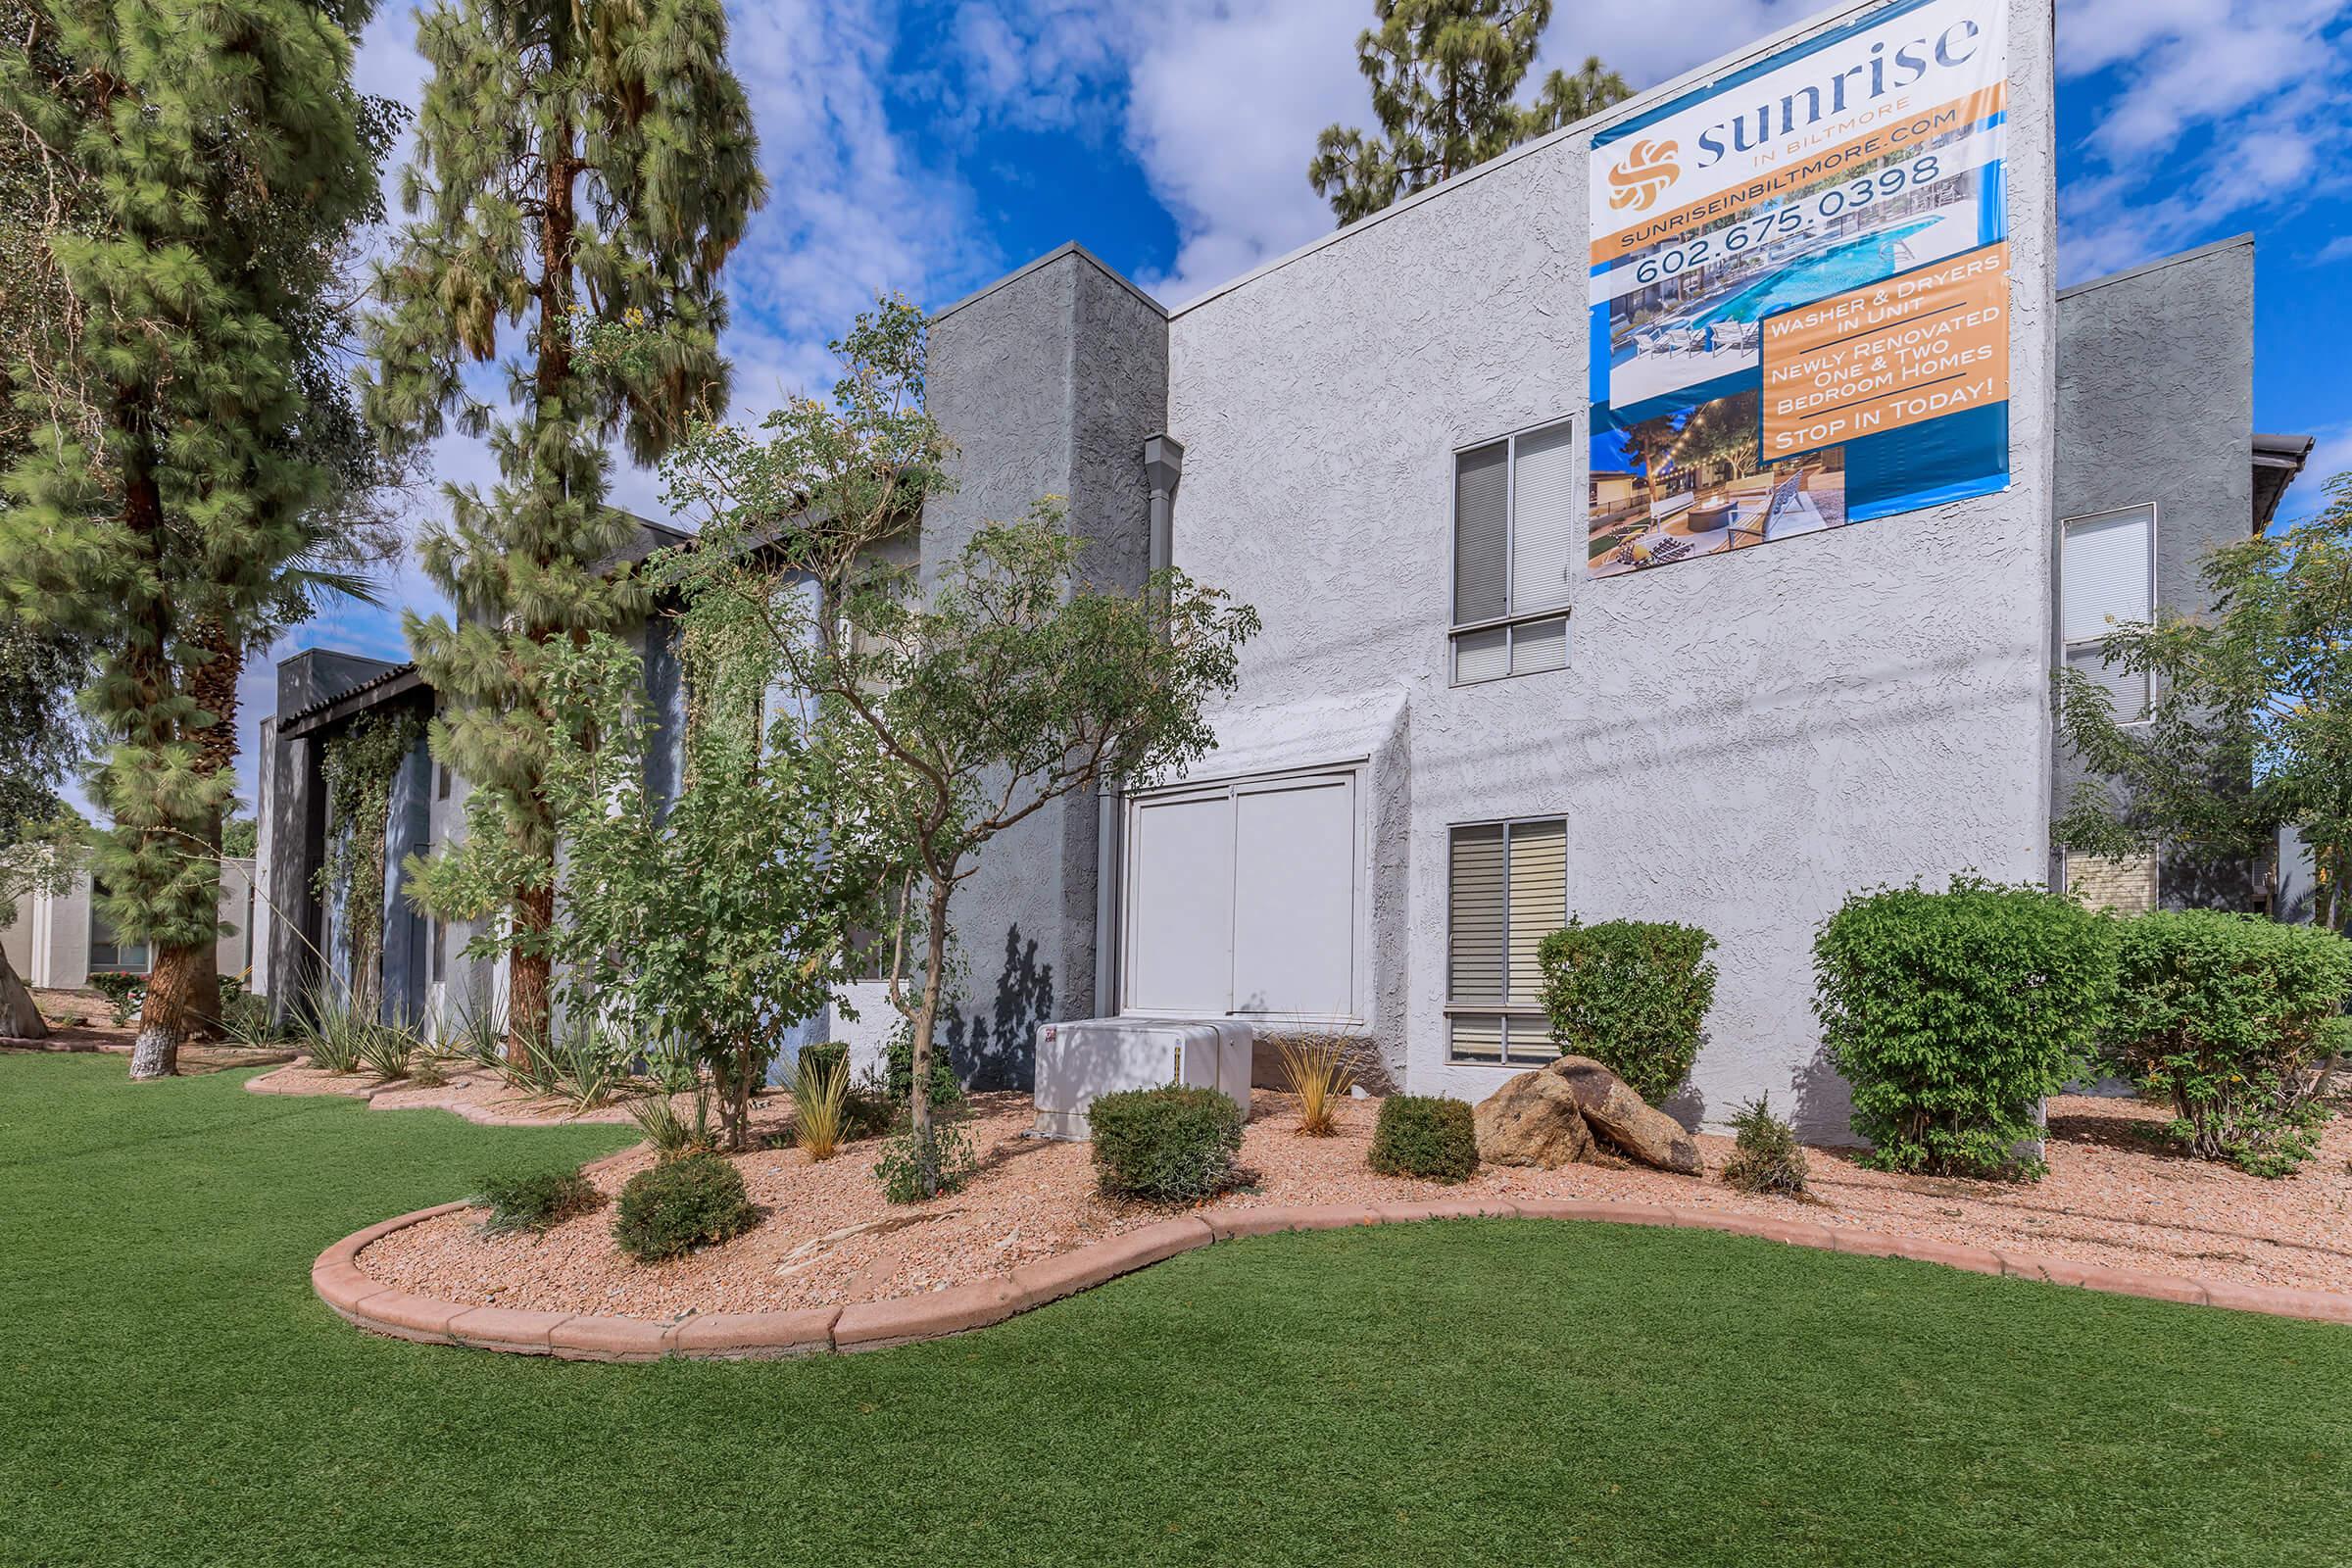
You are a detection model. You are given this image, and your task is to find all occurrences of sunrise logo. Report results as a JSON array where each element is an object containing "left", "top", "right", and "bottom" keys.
[{"left": 1607, "top": 139, "right": 1682, "bottom": 212}]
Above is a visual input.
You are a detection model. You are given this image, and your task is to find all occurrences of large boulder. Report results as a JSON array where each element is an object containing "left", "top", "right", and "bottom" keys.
[
  {"left": 1473, "top": 1068, "right": 1594, "bottom": 1168},
  {"left": 1543, "top": 1055, "right": 1703, "bottom": 1175}
]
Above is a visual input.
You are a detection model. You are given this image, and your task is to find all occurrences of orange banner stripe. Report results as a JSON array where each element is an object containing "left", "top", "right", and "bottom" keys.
[{"left": 1590, "top": 82, "right": 2007, "bottom": 268}]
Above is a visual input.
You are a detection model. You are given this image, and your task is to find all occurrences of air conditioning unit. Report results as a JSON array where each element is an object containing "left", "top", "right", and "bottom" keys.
[{"left": 1032, "top": 1017, "right": 1254, "bottom": 1140}]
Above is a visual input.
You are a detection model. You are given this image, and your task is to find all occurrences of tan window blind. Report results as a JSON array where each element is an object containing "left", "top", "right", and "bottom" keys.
[
  {"left": 1507, "top": 819, "right": 1567, "bottom": 1005},
  {"left": 1448, "top": 823, "right": 1506, "bottom": 1006}
]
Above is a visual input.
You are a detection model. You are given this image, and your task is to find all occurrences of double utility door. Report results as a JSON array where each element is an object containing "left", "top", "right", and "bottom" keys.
[{"left": 1119, "top": 766, "right": 1364, "bottom": 1025}]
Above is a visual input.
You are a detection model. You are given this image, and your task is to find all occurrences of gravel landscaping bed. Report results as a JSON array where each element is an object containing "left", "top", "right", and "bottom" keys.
[{"left": 353, "top": 1088, "right": 2352, "bottom": 1321}]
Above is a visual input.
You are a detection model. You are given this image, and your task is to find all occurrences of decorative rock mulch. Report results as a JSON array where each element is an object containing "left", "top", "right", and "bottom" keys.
[{"left": 313, "top": 1090, "right": 2352, "bottom": 1359}]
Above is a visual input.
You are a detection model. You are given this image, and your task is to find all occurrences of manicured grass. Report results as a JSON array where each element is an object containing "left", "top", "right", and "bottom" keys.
[{"left": 2, "top": 1053, "right": 2346, "bottom": 1567}]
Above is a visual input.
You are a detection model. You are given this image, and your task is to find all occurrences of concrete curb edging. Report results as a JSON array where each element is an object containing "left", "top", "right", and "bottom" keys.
[{"left": 314, "top": 1197, "right": 2352, "bottom": 1360}]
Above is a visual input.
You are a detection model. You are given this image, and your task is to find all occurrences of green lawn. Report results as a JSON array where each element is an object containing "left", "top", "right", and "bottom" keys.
[{"left": 2, "top": 1053, "right": 2344, "bottom": 1567}]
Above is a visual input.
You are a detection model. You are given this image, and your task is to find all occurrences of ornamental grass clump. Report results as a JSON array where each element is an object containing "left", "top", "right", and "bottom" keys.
[
  {"left": 792, "top": 1049, "right": 852, "bottom": 1161},
  {"left": 612, "top": 1153, "right": 757, "bottom": 1262},
  {"left": 2102, "top": 910, "right": 2352, "bottom": 1178},
  {"left": 1538, "top": 917, "right": 1719, "bottom": 1105},
  {"left": 1814, "top": 876, "right": 2115, "bottom": 1180},
  {"left": 1272, "top": 1035, "right": 1355, "bottom": 1136},
  {"left": 1368, "top": 1095, "right": 1479, "bottom": 1184},
  {"left": 477, "top": 1167, "right": 602, "bottom": 1235},
  {"left": 1090, "top": 1086, "right": 1245, "bottom": 1204},
  {"left": 1720, "top": 1095, "right": 1809, "bottom": 1197}
]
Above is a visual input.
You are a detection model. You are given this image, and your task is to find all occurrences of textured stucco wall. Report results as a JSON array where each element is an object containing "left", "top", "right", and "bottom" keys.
[
  {"left": 919, "top": 246, "right": 1169, "bottom": 1088},
  {"left": 2052, "top": 235, "right": 2258, "bottom": 906},
  {"left": 1163, "top": 0, "right": 2060, "bottom": 1137}
]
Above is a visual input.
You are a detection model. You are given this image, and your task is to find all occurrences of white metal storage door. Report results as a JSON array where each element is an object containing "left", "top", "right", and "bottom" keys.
[
  {"left": 1230, "top": 776, "right": 1355, "bottom": 1017},
  {"left": 1123, "top": 792, "right": 1234, "bottom": 1013}
]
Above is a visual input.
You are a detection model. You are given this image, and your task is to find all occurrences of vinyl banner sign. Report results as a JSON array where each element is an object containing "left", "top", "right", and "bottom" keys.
[{"left": 1587, "top": 0, "right": 2011, "bottom": 578}]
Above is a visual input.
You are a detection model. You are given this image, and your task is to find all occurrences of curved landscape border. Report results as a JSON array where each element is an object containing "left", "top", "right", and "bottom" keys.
[{"left": 315, "top": 1195, "right": 2352, "bottom": 1361}]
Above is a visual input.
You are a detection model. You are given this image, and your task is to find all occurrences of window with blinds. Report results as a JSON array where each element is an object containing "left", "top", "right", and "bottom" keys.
[
  {"left": 2060, "top": 506, "right": 2154, "bottom": 721},
  {"left": 1452, "top": 418, "right": 1574, "bottom": 684},
  {"left": 1446, "top": 818, "right": 1568, "bottom": 1064}
]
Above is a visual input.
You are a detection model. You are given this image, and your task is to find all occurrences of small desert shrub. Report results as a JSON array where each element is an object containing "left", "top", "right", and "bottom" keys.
[
  {"left": 1815, "top": 876, "right": 2114, "bottom": 1179},
  {"left": 873, "top": 1121, "right": 978, "bottom": 1203},
  {"left": 792, "top": 1055, "right": 852, "bottom": 1160},
  {"left": 627, "top": 1087, "right": 715, "bottom": 1162},
  {"left": 1368, "top": 1095, "right": 1479, "bottom": 1184},
  {"left": 301, "top": 990, "right": 372, "bottom": 1074},
  {"left": 477, "top": 1167, "right": 601, "bottom": 1235},
  {"left": 1272, "top": 1035, "right": 1354, "bottom": 1136},
  {"left": 612, "top": 1152, "right": 757, "bottom": 1261},
  {"left": 89, "top": 971, "right": 143, "bottom": 1027},
  {"left": 219, "top": 989, "right": 281, "bottom": 1047},
  {"left": 356, "top": 1024, "right": 416, "bottom": 1082},
  {"left": 1538, "top": 917, "right": 1718, "bottom": 1105},
  {"left": 2103, "top": 910, "right": 2352, "bottom": 1178},
  {"left": 528, "top": 1020, "right": 627, "bottom": 1111},
  {"left": 1090, "top": 1086, "right": 1246, "bottom": 1203},
  {"left": 884, "top": 1023, "right": 964, "bottom": 1110},
  {"left": 1720, "top": 1096, "right": 1809, "bottom": 1196}
]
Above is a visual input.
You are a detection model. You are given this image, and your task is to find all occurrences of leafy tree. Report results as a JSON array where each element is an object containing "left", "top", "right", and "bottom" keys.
[
  {"left": 368, "top": 0, "right": 764, "bottom": 1062},
  {"left": 0, "top": 815, "right": 81, "bottom": 1040},
  {"left": 471, "top": 627, "right": 889, "bottom": 1150},
  {"left": 658, "top": 300, "right": 1259, "bottom": 1197},
  {"left": 0, "top": 0, "right": 395, "bottom": 1077},
  {"left": 0, "top": 618, "right": 89, "bottom": 1039},
  {"left": 2056, "top": 473, "right": 2352, "bottom": 932},
  {"left": 1309, "top": 0, "right": 1629, "bottom": 225}
]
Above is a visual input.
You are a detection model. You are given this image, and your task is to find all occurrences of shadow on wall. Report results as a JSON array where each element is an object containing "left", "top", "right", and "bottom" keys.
[
  {"left": 1790, "top": 1045, "right": 1857, "bottom": 1147},
  {"left": 942, "top": 926, "right": 1054, "bottom": 1093}
]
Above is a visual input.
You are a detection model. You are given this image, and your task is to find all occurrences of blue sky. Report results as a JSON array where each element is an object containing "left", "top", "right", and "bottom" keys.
[{"left": 234, "top": 0, "right": 2352, "bottom": 813}]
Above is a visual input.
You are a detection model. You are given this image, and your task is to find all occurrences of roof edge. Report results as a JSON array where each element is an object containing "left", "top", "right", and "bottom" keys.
[
  {"left": 2057, "top": 232, "right": 2255, "bottom": 301},
  {"left": 932, "top": 242, "right": 1169, "bottom": 327}
]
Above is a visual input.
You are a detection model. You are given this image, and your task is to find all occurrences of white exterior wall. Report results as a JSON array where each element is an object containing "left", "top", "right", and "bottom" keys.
[
  {"left": 1162, "top": 0, "right": 2058, "bottom": 1136},
  {"left": 0, "top": 862, "right": 253, "bottom": 991}
]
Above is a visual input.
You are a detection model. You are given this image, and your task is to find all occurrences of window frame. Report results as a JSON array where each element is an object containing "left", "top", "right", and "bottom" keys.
[
  {"left": 2058, "top": 502, "right": 2158, "bottom": 728},
  {"left": 1448, "top": 416, "right": 1576, "bottom": 686},
  {"left": 1444, "top": 814, "right": 1569, "bottom": 1067}
]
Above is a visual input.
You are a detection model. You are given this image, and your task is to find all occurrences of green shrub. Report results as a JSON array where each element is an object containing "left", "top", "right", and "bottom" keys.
[
  {"left": 1720, "top": 1095, "right": 1809, "bottom": 1196},
  {"left": 1089, "top": 1086, "right": 1245, "bottom": 1203},
  {"left": 2102, "top": 910, "right": 2352, "bottom": 1178},
  {"left": 1814, "top": 876, "right": 2115, "bottom": 1180},
  {"left": 612, "top": 1152, "right": 757, "bottom": 1261},
  {"left": 1368, "top": 1095, "right": 1479, "bottom": 1184},
  {"left": 1538, "top": 917, "right": 1719, "bottom": 1104},
  {"left": 88, "top": 971, "right": 143, "bottom": 1026},
  {"left": 872, "top": 1121, "right": 978, "bottom": 1203},
  {"left": 884, "top": 1024, "right": 963, "bottom": 1110},
  {"left": 797, "top": 1042, "right": 850, "bottom": 1091},
  {"left": 300, "top": 989, "right": 372, "bottom": 1074},
  {"left": 476, "top": 1167, "right": 601, "bottom": 1235}
]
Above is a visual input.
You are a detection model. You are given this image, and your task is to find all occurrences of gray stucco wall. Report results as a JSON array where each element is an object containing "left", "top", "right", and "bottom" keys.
[
  {"left": 919, "top": 245, "right": 1169, "bottom": 1088},
  {"left": 1160, "top": 0, "right": 2060, "bottom": 1137},
  {"left": 2051, "top": 234, "right": 2258, "bottom": 906}
]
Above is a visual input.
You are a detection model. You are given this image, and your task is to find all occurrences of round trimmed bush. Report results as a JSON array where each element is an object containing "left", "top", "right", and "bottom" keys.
[
  {"left": 1367, "top": 1095, "right": 1479, "bottom": 1184},
  {"left": 612, "top": 1152, "right": 757, "bottom": 1262},
  {"left": 1814, "top": 875, "right": 2115, "bottom": 1179},
  {"left": 1089, "top": 1086, "right": 1244, "bottom": 1204},
  {"left": 1538, "top": 916, "right": 1719, "bottom": 1104}
]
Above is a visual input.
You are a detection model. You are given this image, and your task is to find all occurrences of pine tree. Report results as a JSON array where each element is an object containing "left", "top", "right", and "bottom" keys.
[
  {"left": 1309, "top": 0, "right": 1630, "bottom": 225},
  {"left": 365, "top": 0, "right": 762, "bottom": 1060},
  {"left": 0, "top": 0, "right": 391, "bottom": 1076}
]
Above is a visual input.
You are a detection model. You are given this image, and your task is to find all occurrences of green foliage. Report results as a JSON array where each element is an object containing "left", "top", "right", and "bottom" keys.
[
  {"left": 369, "top": 0, "right": 765, "bottom": 1054},
  {"left": 884, "top": 1024, "right": 963, "bottom": 1111},
  {"left": 300, "top": 987, "right": 377, "bottom": 1074},
  {"left": 2102, "top": 911, "right": 2352, "bottom": 1177},
  {"left": 316, "top": 711, "right": 422, "bottom": 1023},
  {"left": 1309, "top": 1, "right": 1628, "bottom": 224},
  {"left": 626, "top": 1086, "right": 716, "bottom": 1163},
  {"left": 355, "top": 1025, "right": 416, "bottom": 1083},
  {"left": 1368, "top": 1095, "right": 1480, "bottom": 1184},
  {"left": 460, "top": 629, "right": 886, "bottom": 1150},
  {"left": 1537, "top": 917, "right": 1719, "bottom": 1105},
  {"left": 1088, "top": 1087, "right": 1246, "bottom": 1204},
  {"left": 652, "top": 297, "right": 1259, "bottom": 1198},
  {"left": 1815, "top": 877, "right": 2116, "bottom": 1179},
  {"left": 872, "top": 1122, "right": 978, "bottom": 1204},
  {"left": 2057, "top": 471, "right": 2352, "bottom": 930},
  {"left": 1720, "top": 1096, "right": 1810, "bottom": 1197},
  {"left": 476, "top": 1167, "right": 601, "bottom": 1235},
  {"left": 791, "top": 1057, "right": 851, "bottom": 1160},
  {"left": 0, "top": 0, "right": 398, "bottom": 1064},
  {"left": 612, "top": 1152, "right": 757, "bottom": 1261},
  {"left": 88, "top": 970, "right": 144, "bottom": 1027}
]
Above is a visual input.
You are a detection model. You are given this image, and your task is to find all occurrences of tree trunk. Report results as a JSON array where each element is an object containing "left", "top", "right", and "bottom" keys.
[
  {"left": 906, "top": 880, "right": 954, "bottom": 1197},
  {"left": 130, "top": 941, "right": 201, "bottom": 1079},
  {"left": 0, "top": 949, "right": 46, "bottom": 1041},
  {"left": 506, "top": 881, "right": 554, "bottom": 1067},
  {"left": 183, "top": 622, "right": 243, "bottom": 1040}
]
